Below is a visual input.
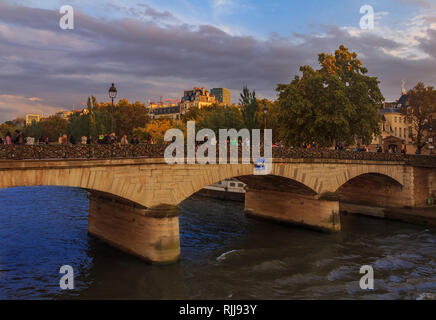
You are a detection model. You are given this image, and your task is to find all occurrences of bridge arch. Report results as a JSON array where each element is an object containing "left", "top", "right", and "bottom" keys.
[
  {"left": 174, "top": 164, "right": 319, "bottom": 206},
  {"left": 336, "top": 172, "right": 406, "bottom": 208}
]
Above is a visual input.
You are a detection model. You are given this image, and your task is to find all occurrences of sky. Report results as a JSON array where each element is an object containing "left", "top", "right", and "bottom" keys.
[{"left": 0, "top": 0, "right": 436, "bottom": 122}]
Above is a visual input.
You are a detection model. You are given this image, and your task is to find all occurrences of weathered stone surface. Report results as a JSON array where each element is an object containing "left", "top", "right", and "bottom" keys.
[
  {"left": 0, "top": 156, "right": 433, "bottom": 208},
  {"left": 245, "top": 189, "right": 341, "bottom": 233},
  {"left": 88, "top": 192, "right": 180, "bottom": 264}
]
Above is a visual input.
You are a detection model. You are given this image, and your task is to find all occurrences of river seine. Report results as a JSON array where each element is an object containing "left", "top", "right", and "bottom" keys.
[{"left": 0, "top": 186, "right": 435, "bottom": 300}]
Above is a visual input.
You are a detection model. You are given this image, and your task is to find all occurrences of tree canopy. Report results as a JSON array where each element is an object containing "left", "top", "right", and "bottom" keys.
[
  {"left": 401, "top": 82, "right": 436, "bottom": 152},
  {"left": 276, "top": 45, "right": 384, "bottom": 147}
]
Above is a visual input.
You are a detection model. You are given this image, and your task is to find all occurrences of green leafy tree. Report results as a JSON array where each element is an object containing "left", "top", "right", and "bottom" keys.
[
  {"left": 240, "top": 86, "right": 259, "bottom": 130},
  {"left": 258, "top": 98, "right": 279, "bottom": 140},
  {"left": 276, "top": 45, "right": 384, "bottom": 147},
  {"left": 67, "top": 112, "right": 91, "bottom": 142},
  {"left": 0, "top": 122, "right": 15, "bottom": 138},
  {"left": 401, "top": 82, "right": 436, "bottom": 153},
  {"left": 40, "top": 116, "right": 69, "bottom": 142},
  {"left": 198, "top": 105, "right": 244, "bottom": 135},
  {"left": 182, "top": 106, "right": 203, "bottom": 122},
  {"left": 23, "top": 121, "right": 45, "bottom": 140}
]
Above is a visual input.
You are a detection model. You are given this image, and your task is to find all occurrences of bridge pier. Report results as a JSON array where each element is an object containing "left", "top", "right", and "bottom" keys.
[
  {"left": 88, "top": 192, "right": 180, "bottom": 264},
  {"left": 244, "top": 189, "right": 341, "bottom": 233}
]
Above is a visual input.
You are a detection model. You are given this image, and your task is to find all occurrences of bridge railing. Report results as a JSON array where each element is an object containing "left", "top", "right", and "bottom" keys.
[
  {"left": 0, "top": 144, "right": 435, "bottom": 167},
  {"left": 0, "top": 144, "right": 168, "bottom": 160}
]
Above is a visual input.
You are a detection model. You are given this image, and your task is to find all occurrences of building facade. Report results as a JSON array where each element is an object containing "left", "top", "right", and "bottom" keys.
[
  {"left": 180, "top": 87, "right": 216, "bottom": 114},
  {"left": 55, "top": 110, "right": 73, "bottom": 119},
  {"left": 149, "top": 104, "right": 180, "bottom": 120},
  {"left": 371, "top": 91, "right": 413, "bottom": 152},
  {"left": 211, "top": 88, "right": 231, "bottom": 106},
  {"left": 25, "top": 114, "right": 42, "bottom": 126}
]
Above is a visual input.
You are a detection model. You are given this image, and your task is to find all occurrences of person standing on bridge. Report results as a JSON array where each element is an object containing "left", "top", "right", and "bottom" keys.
[
  {"left": 61, "top": 134, "right": 68, "bottom": 145},
  {"left": 120, "top": 134, "right": 129, "bottom": 145},
  {"left": 109, "top": 133, "right": 117, "bottom": 144},
  {"left": 131, "top": 136, "right": 139, "bottom": 145},
  {"left": 5, "top": 132, "right": 12, "bottom": 145}
]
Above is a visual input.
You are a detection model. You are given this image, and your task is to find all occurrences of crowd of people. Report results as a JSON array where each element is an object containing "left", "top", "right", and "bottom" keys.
[
  {"left": 60, "top": 133, "right": 147, "bottom": 145},
  {"left": 0, "top": 130, "right": 25, "bottom": 145},
  {"left": 0, "top": 132, "right": 425, "bottom": 155},
  {"left": 0, "top": 131, "right": 150, "bottom": 146}
]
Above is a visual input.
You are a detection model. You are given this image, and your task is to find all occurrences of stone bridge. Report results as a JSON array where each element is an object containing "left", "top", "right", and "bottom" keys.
[{"left": 0, "top": 145, "right": 435, "bottom": 264}]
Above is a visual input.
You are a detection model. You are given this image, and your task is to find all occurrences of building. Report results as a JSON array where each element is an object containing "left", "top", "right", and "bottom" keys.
[
  {"left": 371, "top": 85, "right": 414, "bottom": 153},
  {"left": 211, "top": 88, "right": 231, "bottom": 106},
  {"left": 55, "top": 110, "right": 73, "bottom": 119},
  {"left": 149, "top": 105, "right": 181, "bottom": 120},
  {"left": 25, "top": 114, "right": 42, "bottom": 126},
  {"left": 180, "top": 87, "right": 216, "bottom": 114}
]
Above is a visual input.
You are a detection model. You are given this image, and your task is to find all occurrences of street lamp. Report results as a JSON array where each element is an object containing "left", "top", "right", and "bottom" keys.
[
  {"left": 108, "top": 82, "right": 117, "bottom": 133},
  {"left": 263, "top": 103, "right": 268, "bottom": 130},
  {"left": 429, "top": 115, "right": 434, "bottom": 155}
]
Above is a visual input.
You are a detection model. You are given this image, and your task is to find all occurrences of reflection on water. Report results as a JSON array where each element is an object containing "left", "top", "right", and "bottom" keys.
[{"left": 0, "top": 186, "right": 435, "bottom": 300}]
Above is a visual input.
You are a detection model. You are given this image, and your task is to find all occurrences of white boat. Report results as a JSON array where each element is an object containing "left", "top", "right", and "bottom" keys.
[{"left": 196, "top": 178, "right": 246, "bottom": 201}]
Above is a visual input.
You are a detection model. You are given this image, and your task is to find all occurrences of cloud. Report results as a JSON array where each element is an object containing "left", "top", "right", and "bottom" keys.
[
  {"left": 0, "top": 2, "right": 435, "bottom": 123},
  {"left": 0, "top": 94, "right": 59, "bottom": 123},
  {"left": 396, "top": 0, "right": 433, "bottom": 8}
]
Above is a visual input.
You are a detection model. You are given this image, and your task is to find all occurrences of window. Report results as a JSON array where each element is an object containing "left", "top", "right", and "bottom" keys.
[
  {"left": 394, "top": 117, "right": 397, "bottom": 123},
  {"left": 395, "top": 127, "right": 397, "bottom": 136},
  {"left": 399, "top": 128, "right": 402, "bottom": 138},
  {"left": 230, "top": 183, "right": 236, "bottom": 187},
  {"left": 238, "top": 183, "right": 244, "bottom": 187}
]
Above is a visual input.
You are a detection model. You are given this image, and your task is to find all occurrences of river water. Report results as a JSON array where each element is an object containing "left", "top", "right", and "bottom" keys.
[{"left": 0, "top": 186, "right": 435, "bottom": 300}]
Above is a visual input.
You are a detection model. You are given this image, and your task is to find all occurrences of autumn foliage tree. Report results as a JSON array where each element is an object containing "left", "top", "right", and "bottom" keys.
[
  {"left": 276, "top": 45, "right": 384, "bottom": 147},
  {"left": 401, "top": 82, "right": 436, "bottom": 153}
]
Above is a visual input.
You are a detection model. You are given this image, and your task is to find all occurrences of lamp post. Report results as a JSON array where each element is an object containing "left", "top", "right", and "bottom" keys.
[
  {"left": 263, "top": 103, "right": 268, "bottom": 130},
  {"left": 429, "top": 115, "right": 434, "bottom": 155},
  {"left": 108, "top": 83, "right": 117, "bottom": 133}
]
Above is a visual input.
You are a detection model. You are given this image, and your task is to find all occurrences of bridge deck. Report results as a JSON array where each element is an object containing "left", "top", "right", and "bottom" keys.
[{"left": 0, "top": 145, "right": 435, "bottom": 167}]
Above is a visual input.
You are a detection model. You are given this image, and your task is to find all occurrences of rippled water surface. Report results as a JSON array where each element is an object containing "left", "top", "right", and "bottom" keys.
[{"left": 0, "top": 186, "right": 435, "bottom": 300}]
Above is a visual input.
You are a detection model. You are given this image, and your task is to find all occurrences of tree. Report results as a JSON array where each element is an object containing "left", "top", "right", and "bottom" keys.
[
  {"left": 143, "top": 120, "right": 175, "bottom": 144},
  {"left": 115, "top": 100, "right": 150, "bottom": 136},
  {"left": 40, "top": 116, "right": 68, "bottom": 142},
  {"left": 23, "top": 120, "right": 45, "bottom": 140},
  {"left": 258, "top": 98, "right": 279, "bottom": 140},
  {"left": 0, "top": 122, "right": 15, "bottom": 138},
  {"left": 197, "top": 105, "right": 244, "bottom": 136},
  {"left": 182, "top": 106, "right": 203, "bottom": 122},
  {"left": 240, "top": 86, "right": 260, "bottom": 130},
  {"left": 276, "top": 45, "right": 384, "bottom": 147},
  {"left": 67, "top": 112, "right": 91, "bottom": 141},
  {"left": 401, "top": 82, "right": 436, "bottom": 153}
]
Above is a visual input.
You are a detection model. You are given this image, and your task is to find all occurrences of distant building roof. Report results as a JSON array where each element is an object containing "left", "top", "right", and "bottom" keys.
[
  {"left": 395, "top": 93, "right": 408, "bottom": 109},
  {"left": 150, "top": 106, "right": 180, "bottom": 115},
  {"left": 380, "top": 108, "right": 402, "bottom": 114}
]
